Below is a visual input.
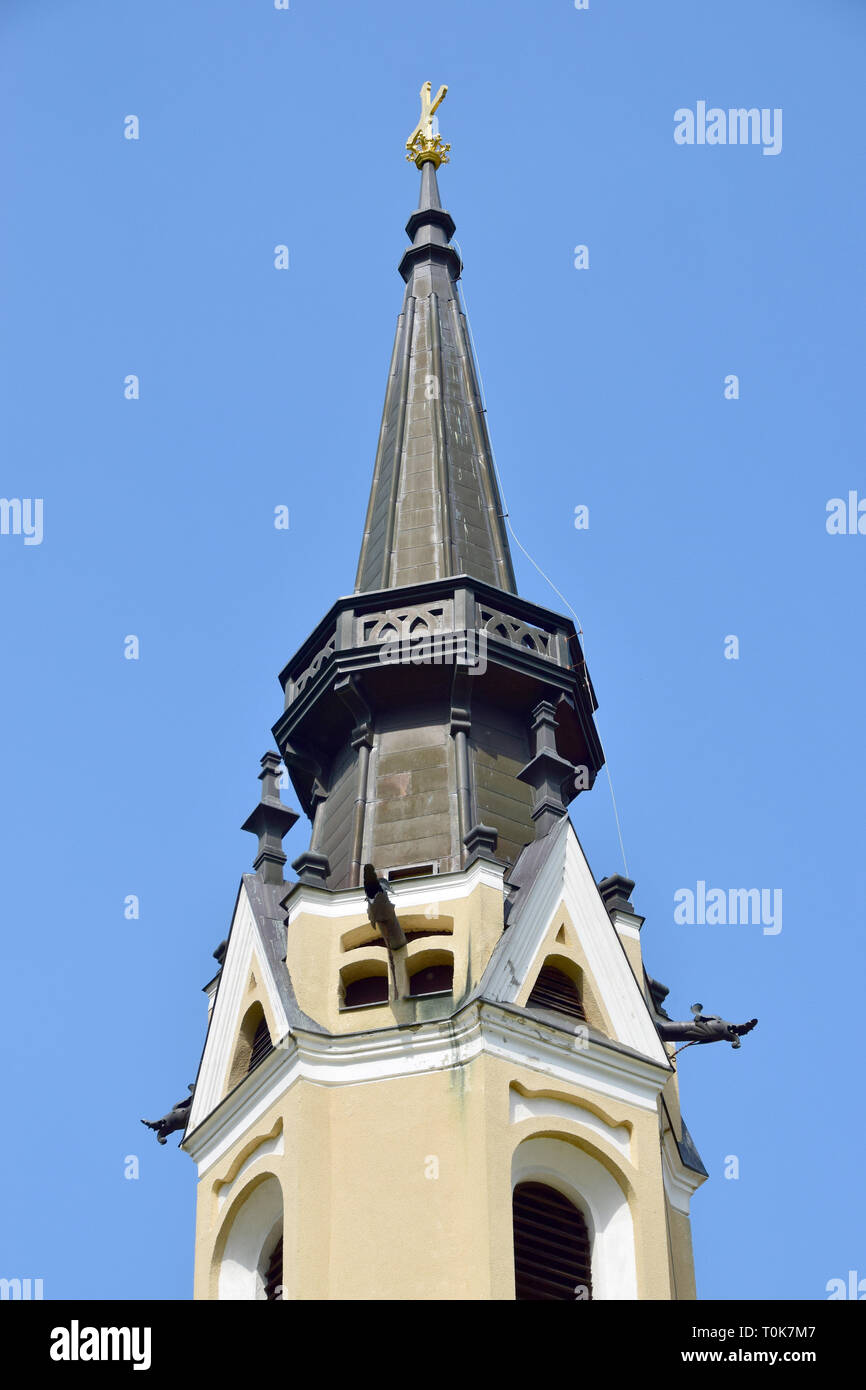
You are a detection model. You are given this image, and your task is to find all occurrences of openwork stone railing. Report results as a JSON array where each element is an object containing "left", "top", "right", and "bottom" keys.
[{"left": 280, "top": 578, "right": 579, "bottom": 709}]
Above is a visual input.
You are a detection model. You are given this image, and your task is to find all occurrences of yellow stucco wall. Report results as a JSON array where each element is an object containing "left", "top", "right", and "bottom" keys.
[{"left": 191, "top": 871, "right": 703, "bottom": 1300}]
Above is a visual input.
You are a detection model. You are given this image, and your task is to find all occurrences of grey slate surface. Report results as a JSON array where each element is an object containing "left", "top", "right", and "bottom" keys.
[
  {"left": 355, "top": 161, "right": 516, "bottom": 594},
  {"left": 677, "top": 1116, "right": 709, "bottom": 1178},
  {"left": 241, "top": 873, "right": 325, "bottom": 1035}
]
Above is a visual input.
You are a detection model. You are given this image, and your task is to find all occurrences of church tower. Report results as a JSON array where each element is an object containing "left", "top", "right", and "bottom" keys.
[{"left": 181, "top": 87, "right": 711, "bottom": 1300}]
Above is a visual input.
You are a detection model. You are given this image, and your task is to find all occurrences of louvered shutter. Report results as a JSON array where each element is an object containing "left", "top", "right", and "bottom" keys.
[
  {"left": 264, "top": 1237, "right": 283, "bottom": 1301},
  {"left": 513, "top": 1181, "right": 593, "bottom": 1301},
  {"left": 248, "top": 1016, "right": 273, "bottom": 1073},
  {"left": 527, "top": 965, "right": 586, "bottom": 1021}
]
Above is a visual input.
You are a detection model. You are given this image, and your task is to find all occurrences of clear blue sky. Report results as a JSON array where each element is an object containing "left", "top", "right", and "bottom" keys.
[{"left": 1, "top": 0, "right": 862, "bottom": 1300}]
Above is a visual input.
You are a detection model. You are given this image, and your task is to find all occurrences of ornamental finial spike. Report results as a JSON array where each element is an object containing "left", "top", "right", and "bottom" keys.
[{"left": 405, "top": 80, "right": 451, "bottom": 169}]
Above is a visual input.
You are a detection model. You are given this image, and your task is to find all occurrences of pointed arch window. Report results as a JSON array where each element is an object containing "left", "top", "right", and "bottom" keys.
[
  {"left": 227, "top": 1002, "right": 274, "bottom": 1090},
  {"left": 527, "top": 960, "right": 586, "bottom": 1021},
  {"left": 512, "top": 1181, "right": 593, "bottom": 1301}
]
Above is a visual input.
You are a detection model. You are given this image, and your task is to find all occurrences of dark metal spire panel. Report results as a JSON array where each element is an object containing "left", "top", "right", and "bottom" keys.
[
  {"left": 355, "top": 164, "right": 516, "bottom": 595},
  {"left": 274, "top": 152, "right": 603, "bottom": 890}
]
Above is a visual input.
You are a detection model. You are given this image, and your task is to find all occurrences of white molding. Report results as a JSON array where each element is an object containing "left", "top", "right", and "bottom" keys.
[
  {"left": 498, "top": 821, "right": 669, "bottom": 1065},
  {"left": 611, "top": 907, "right": 644, "bottom": 934},
  {"left": 661, "top": 1124, "right": 707, "bottom": 1214},
  {"left": 285, "top": 858, "right": 505, "bottom": 925},
  {"left": 482, "top": 1006, "right": 666, "bottom": 1111},
  {"left": 561, "top": 829, "right": 667, "bottom": 1062},
  {"left": 188, "top": 1043, "right": 297, "bottom": 1177},
  {"left": 187, "top": 884, "right": 290, "bottom": 1134},
  {"left": 186, "top": 1000, "right": 669, "bottom": 1177},
  {"left": 217, "top": 1175, "right": 282, "bottom": 1301},
  {"left": 512, "top": 1136, "right": 638, "bottom": 1300},
  {"left": 509, "top": 1087, "right": 632, "bottom": 1161},
  {"left": 216, "top": 1130, "right": 285, "bottom": 1211}
]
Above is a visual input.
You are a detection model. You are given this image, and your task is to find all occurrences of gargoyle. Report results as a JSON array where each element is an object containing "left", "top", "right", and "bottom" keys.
[
  {"left": 656, "top": 1006, "right": 758, "bottom": 1049},
  {"left": 141, "top": 1084, "right": 195, "bottom": 1145},
  {"left": 363, "top": 863, "right": 407, "bottom": 950},
  {"left": 647, "top": 977, "right": 757, "bottom": 1050}
]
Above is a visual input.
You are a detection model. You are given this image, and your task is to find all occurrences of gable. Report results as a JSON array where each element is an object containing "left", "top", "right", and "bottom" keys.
[
  {"left": 482, "top": 819, "right": 668, "bottom": 1066},
  {"left": 516, "top": 908, "right": 612, "bottom": 1037},
  {"left": 186, "top": 880, "right": 291, "bottom": 1135}
]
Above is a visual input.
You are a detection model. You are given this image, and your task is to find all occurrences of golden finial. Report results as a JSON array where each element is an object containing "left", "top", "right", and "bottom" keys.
[{"left": 405, "top": 81, "right": 451, "bottom": 168}]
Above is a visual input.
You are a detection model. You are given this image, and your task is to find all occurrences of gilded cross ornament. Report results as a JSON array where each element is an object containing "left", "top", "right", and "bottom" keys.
[{"left": 405, "top": 81, "right": 451, "bottom": 168}]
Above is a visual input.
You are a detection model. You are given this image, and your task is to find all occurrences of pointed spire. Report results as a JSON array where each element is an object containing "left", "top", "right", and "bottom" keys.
[
  {"left": 241, "top": 751, "right": 299, "bottom": 885},
  {"left": 272, "top": 94, "right": 605, "bottom": 891},
  {"left": 355, "top": 159, "right": 516, "bottom": 595}
]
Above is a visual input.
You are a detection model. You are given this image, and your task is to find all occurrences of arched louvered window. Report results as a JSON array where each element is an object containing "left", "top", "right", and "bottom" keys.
[
  {"left": 527, "top": 963, "right": 586, "bottom": 1021},
  {"left": 248, "top": 1016, "right": 273, "bottom": 1073},
  {"left": 263, "top": 1236, "right": 283, "bottom": 1301},
  {"left": 512, "top": 1181, "right": 593, "bottom": 1301}
]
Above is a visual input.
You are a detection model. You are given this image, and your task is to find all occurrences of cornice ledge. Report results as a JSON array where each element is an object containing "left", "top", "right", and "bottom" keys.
[
  {"left": 661, "top": 1126, "right": 709, "bottom": 1214},
  {"left": 478, "top": 1001, "right": 671, "bottom": 1111},
  {"left": 284, "top": 856, "right": 505, "bottom": 923}
]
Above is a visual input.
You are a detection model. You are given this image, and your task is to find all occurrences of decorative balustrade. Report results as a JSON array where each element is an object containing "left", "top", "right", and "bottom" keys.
[{"left": 280, "top": 579, "right": 576, "bottom": 708}]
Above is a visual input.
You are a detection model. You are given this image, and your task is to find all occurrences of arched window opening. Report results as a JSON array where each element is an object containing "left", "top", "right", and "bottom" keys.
[
  {"left": 227, "top": 1002, "right": 274, "bottom": 1091},
  {"left": 344, "top": 974, "right": 389, "bottom": 1007},
  {"left": 340, "top": 913, "right": 454, "bottom": 952},
  {"left": 512, "top": 1181, "right": 593, "bottom": 1301},
  {"left": 340, "top": 958, "right": 389, "bottom": 1009},
  {"left": 409, "top": 960, "right": 453, "bottom": 997},
  {"left": 263, "top": 1236, "right": 283, "bottom": 1301},
  {"left": 218, "top": 1175, "right": 283, "bottom": 1300},
  {"left": 527, "top": 962, "right": 586, "bottom": 1021}
]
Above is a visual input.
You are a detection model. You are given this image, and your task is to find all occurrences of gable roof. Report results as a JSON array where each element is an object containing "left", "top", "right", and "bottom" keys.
[
  {"left": 186, "top": 875, "right": 324, "bottom": 1136},
  {"left": 477, "top": 818, "right": 670, "bottom": 1067}
]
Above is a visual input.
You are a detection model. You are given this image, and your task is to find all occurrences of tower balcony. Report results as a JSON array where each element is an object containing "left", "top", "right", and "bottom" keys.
[
  {"left": 276, "top": 576, "right": 600, "bottom": 769},
  {"left": 272, "top": 577, "right": 604, "bottom": 890}
]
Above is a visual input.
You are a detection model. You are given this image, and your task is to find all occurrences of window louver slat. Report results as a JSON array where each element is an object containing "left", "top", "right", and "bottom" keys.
[
  {"left": 513, "top": 1223, "right": 592, "bottom": 1264},
  {"left": 248, "top": 1017, "right": 274, "bottom": 1073},
  {"left": 513, "top": 1182, "right": 593, "bottom": 1301},
  {"left": 527, "top": 965, "right": 586, "bottom": 1021}
]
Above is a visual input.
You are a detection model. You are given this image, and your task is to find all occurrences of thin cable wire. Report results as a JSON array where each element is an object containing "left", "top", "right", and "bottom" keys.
[{"left": 454, "top": 246, "right": 629, "bottom": 875}]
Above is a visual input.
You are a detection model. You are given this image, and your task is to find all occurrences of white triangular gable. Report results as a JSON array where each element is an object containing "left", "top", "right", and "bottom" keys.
[
  {"left": 493, "top": 819, "right": 668, "bottom": 1066},
  {"left": 187, "top": 881, "right": 290, "bottom": 1134}
]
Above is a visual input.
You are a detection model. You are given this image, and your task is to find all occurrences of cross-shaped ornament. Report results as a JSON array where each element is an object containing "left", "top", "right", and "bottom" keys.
[{"left": 405, "top": 81, "right": 451, "bottom": 168}]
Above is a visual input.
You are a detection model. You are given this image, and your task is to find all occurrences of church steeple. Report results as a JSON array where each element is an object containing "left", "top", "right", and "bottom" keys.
[
  {"left": 183, "top": 88, "right": 718, "bottom": 1305},
  {"left": 355, "top": 157, "right": 516, "bottom": 594},
  {"left": 272, "top": 105, "right": 603, "bottom": 891}
]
